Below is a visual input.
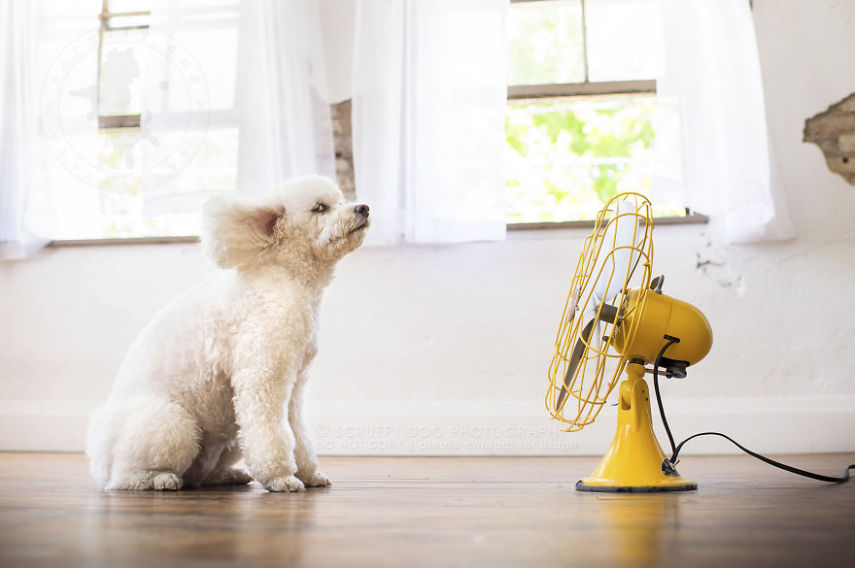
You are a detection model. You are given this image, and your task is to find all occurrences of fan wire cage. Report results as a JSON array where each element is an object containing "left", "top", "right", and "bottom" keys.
[{"left": 546, "top": 193, "right": 655, "bottom": 432}]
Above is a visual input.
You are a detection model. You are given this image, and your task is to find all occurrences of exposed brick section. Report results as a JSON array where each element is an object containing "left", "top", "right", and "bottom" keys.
[
  {"left": 331, "top": 99, "right": 356, "bottom": 200},
  {"left": 804, "top": 93, "right": 855, "bottom": 185}
]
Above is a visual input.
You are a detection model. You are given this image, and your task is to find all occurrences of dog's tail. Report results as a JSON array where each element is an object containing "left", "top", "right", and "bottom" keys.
[{"left": 85, "top": 404, "right": 114, "bottom": 487}]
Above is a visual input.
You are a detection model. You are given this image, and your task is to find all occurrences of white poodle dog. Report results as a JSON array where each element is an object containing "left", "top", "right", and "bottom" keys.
[{"left": 87, "top": 176, "right": 369, "bottom": 492}]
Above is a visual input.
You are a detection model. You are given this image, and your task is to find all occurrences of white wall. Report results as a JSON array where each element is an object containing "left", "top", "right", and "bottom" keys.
[{"left": 1, "top": 0, "right": 854, "bottom": 455}]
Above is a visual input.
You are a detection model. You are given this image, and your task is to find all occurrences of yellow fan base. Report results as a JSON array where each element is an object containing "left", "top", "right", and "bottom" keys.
[
  {"left": 546, "top": 192, "right": 713, "bottom": 492},
  {"left": 576, "top": 362, "right": 696, "bottom": 492}
]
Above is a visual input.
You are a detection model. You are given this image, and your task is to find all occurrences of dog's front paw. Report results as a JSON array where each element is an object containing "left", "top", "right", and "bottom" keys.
[
  {"left": 299, "top": 470, "right": 332, "bottom": 488},
  {"left": 265, "top": 475, "right": 306, "bottom": 493}
]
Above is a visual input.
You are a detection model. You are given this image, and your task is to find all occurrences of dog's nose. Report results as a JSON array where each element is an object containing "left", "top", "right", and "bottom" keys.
[{"left": 354, "top": 204, "right": 370, "bottom": 217}]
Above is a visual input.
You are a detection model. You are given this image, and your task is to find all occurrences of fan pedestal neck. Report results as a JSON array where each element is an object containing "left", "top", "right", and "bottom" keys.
[{"left": 577, "top": 362, "right": 696, "bottom": 493}]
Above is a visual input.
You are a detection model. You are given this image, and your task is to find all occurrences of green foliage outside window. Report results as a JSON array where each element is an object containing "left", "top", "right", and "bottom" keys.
[{"left": 505, "top": 96, "right": 682, "bottom": 223}]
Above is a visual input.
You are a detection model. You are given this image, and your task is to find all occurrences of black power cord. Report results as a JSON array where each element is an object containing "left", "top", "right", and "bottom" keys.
[
  {"left": 651, "top": 337, "right": 681, "bottom": 457},
  {"left": 651, "top": 339, "right": 855, "bottom": 484}
]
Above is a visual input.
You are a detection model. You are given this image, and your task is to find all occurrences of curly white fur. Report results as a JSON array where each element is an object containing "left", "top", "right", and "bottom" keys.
[{"left": 86, "top": 176, "right": 369, "bottom": 492}]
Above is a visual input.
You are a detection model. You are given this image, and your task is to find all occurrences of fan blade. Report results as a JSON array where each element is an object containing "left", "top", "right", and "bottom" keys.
[
  {"left": 555, "top": 304, "right": 619, "bottom": 413},
  {"left": 556, "top": 318, "right": 597, "bottom": 412},
  {"left": 593, "top": 199, "right": 639, "bottom": 306}
]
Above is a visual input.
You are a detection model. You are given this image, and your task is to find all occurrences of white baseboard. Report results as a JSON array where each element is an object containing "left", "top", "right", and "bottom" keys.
[{"left": 1, "top": 397, "right": 853, "bottom": 455}]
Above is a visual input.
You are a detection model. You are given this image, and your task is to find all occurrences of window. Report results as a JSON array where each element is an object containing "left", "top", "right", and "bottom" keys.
[
  {"left": 33, "top": 0, "right": 240, "bottom": 241},
  {"left": 506, "top": 0, "right": 693, "bottom": 226}
]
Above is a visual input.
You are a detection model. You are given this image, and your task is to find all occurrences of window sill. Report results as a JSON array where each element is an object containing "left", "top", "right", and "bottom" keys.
[
  {"left": 507, "top": 213, "right": 709, "bottom": 232},
  {"left": 49, "top": 236, "right": 200, "bottom": 247},
  {"left": 46, "top": 214, "right": 708, "bottom": 247}
]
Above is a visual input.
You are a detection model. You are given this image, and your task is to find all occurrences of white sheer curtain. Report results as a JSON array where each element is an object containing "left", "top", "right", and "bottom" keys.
[
  {"left": 653, "top": 0, "right": 793, "bottom": 243},
  {"left": 0, "top": 0, "right": 47, "bottom": 260},
  {"left": 352, "top": 0, "right": 508, "bottom": 245},
  {"left": 236, "top": 0, "right": 336, "bottom": 195}
]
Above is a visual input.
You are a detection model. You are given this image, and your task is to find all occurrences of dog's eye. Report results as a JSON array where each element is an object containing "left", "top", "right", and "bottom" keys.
[{"left": 311, "top": 203, "right": 328, "bottom": 214}]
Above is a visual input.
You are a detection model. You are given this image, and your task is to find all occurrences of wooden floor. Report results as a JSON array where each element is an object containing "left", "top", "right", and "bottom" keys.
[{"left": 0, "top": 453, "right": 853, "bottom": 567}]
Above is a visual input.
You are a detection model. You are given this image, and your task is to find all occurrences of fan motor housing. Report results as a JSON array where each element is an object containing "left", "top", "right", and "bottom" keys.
[{"left": 614, "top": 289, "right": 713, "bottom": 366}]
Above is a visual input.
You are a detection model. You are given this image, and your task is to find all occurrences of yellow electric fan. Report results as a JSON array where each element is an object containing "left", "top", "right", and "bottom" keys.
[{"left": 546, "top": 192, "right": 713, "bottom": 492}]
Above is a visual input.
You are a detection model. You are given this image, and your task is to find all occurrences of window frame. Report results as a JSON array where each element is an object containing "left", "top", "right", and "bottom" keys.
[
  {"left": 50, "top": 0, "right": 705, "bottom": 247},
  {"left": 505, "top": 0, "right": 707, "bottom": 230},
  {"left": 46, "top": 0, "right": 241, "bottom": 246}
]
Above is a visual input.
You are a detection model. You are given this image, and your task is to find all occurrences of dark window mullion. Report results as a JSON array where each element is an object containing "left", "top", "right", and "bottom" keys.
[{"left": 508, "top": 79, "right": 656, "bottom": 99}]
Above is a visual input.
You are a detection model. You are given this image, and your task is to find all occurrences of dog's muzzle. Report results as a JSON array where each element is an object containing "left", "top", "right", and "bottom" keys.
[{"left": 348, "top": 204, "right": 370, "bottom": 234}]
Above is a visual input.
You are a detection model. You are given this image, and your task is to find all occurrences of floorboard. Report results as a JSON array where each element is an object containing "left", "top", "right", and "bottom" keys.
[{"left": 0, "top": 453, "right": 853, "bottom": 567}]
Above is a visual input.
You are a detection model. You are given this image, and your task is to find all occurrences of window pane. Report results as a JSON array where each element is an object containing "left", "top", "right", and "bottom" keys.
[
  {"left": 107, "top": 0, "right": 149, "bottom": 13},
  {"left": 173, "top": 27, "right": 239, "bottom": 112},
  {"left": 30, "top": 126, "right": 238, "bottom": 240},
  {"left": 32, "top": 1, "right": 241, "bottom": 240},
  {"left": 585, "top": 0, "right": 661, "bottom": 82},
  {"left": 505, "top": 94, "right": 683, "bottom": 222},
  {"left": 508, "top": 0, "right": 585, "bottom": 86},
  {"left": 99, "top": 31, "right": 145, "bottom": 117}
]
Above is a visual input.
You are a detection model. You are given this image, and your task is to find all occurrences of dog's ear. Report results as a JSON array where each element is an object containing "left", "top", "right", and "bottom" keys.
[
  {"left": 249, "top": 206, "right": 286, "bottom": 239},
  {"left": 201, "top": 195, "right": 286, "bottom": 269}
]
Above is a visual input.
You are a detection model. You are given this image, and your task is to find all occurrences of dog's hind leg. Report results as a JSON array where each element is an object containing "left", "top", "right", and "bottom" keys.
[
  {"left": 102, "top": 395, "right": 201, "bottom": 491},
  {"left": 199, "top": 443, "right": 252, "bottom": 486}
]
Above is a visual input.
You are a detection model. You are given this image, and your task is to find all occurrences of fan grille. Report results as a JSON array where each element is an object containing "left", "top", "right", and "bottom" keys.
[{"left": 546, "top": 193, "right": 654, "bottom": 431}]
